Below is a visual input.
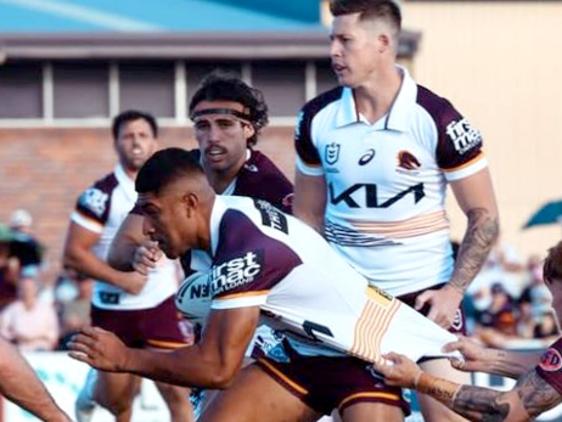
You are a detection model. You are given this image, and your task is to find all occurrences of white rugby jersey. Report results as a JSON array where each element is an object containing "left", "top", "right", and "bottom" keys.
[
  {"left": 295, "top": 67, "right": 487, "bottom": 296},
  {"left": 199, "top": 195, "right": 459, "bottom": 364},
  {"left": 71, "top": 165, "right": 177, "bottom": 310}
]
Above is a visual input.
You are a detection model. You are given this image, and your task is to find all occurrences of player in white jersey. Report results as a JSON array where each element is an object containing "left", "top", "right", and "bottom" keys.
[
  {"left": 63, "top": 111, "right": 193, "bottom": 421},
  {"left": 69, "top": 148, "right": 463, "bottom": 422},
  {"left": 293, "top": 1, "right": 499, "bottom": 420}
]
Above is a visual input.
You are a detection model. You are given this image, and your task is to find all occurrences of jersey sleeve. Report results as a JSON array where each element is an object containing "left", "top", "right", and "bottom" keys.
[
  {"left": 210, "top": 209, "right": 302, "bottom": 310},
  {"left": 294, "top": 108, "right": 324, "bottom": 177},
  {"left": 434, "top": 99, "right": 487, "bottom": 182},
  {"left": 536, "top": 338, "right": 562, "bottom": 394},
  {"left": 70, "top": 185, "right": 111, "bottom": 234}
]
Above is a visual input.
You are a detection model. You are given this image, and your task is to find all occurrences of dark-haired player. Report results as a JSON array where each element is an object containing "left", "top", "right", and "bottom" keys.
[
  {"left": 63, "top": 110, "right": 192, "bottom": 422},
  {"left": 293, "top": 1, "right": 499, "bottom": 420},
  {"left": 71, "top": 148, "right": 463, "bottom": 422},
  {"left": 108, "top": 73, "right": 292, "bottom": 279},
  {"left": 106, "top": 74, "right": 293, "bottom": 416}
]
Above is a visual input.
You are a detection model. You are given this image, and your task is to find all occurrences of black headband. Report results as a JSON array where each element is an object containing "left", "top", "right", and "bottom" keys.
[{"left": 190, "top": 108, "right": 251, "bottom": 122}]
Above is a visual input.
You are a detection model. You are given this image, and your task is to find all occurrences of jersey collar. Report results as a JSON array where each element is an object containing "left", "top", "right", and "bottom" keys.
[
  {"left": 335, "top": 65, "right": 417, "bottom": 132},
  {"left": 209, "top": 195, "right": 228, "bottom": 257},
  {"left": 114, "top": 164, "right": 136, "bottom": 201}
]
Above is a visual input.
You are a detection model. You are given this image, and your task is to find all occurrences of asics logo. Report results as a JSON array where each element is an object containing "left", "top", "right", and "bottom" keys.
[{"left": 358, "top": 149, "right": 376, "bottom": 166}]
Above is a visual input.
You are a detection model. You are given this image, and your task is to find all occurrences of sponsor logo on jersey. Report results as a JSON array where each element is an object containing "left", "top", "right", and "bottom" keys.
[
  {"left": 445, "top": 118, "right": 482, "bottom": 155},
  {"left": 210, "top": 251, "right": 263, "bottom": 295},
  {"left": 329, "top": 182, "right": 425, "bottom": 208},
  {"left": 254, "top": 199, "right": 288, "bottom": 234},
  {"left": 358, "top": 148, "right": 376, "bottom": 166},
  {"left": 397, "top": 150, "right": 421, "bottom": 170},
  {"left": 539, "top": 348, "right": 562, "bottom": 372},
  {"left": 325, "top": 142, "right": 341, "bottom": 165},
  {"left": 79, "top": 188, "right": 109, "bottom": 218}
]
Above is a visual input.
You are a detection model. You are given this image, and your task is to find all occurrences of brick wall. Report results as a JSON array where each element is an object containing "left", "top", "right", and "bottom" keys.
[{"left": 0, "top": 126, "right": 296, "bottom": 282}]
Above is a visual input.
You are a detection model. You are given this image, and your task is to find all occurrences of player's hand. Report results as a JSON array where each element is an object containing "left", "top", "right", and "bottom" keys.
[
  {"left": 373, "top": 352, "right": 423, "bottom": 388},
  {"left": 415, "top": 284, "right": 464, "bottom": 329},
  {"left": 120, "top": 270, "right": 147, "bottom": 295},
  {"left": 443, "top": 335, "right": 491, "bottom": 372},
  {"left": 132, "top": 240, "right": 162, "bottom": 275},
  {"left": 68, "top": 326, "right": 131, "bottom": 372}
]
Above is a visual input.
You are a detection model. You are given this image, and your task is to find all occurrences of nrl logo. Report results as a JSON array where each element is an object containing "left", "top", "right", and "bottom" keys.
[{"left": 325, "top": 142, "right": 341, "bottom": 165}]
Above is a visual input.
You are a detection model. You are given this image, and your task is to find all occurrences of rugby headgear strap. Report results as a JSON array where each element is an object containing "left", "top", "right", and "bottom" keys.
[{"left": 190, "top": 108, "right": 251, "bottom": 122}]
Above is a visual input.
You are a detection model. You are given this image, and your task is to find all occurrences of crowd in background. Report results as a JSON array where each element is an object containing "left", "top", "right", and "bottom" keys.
[
  {"left": 0, "top": 209, "right": 90, "bottom": 352},
  {"left": 0, "top": 207, "right": 558, "bottom": 353}
]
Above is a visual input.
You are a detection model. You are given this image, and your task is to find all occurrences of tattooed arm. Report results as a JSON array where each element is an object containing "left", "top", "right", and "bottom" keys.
[
  {"left": 376, "top": 352, "right": 562, "bottom": 421},
  {"left": 415, "top": 168, "right": 499, "bottom": 328},
  {"left": 444, "top": 336, "right": 542, "bottom": 379}
]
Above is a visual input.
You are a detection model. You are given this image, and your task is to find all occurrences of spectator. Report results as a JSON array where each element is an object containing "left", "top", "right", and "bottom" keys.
[
  {"left": 476, "top": 282, "right": 518, "bottom": 347},
  {"left": 0, "top": 277, "right": 59, "bottom": 351},
  {"left": 0, "top": 225, "right": 20, "bottom": 310},
  {"left": 9, "top": 209, "right": 44, "bottom": 279}
]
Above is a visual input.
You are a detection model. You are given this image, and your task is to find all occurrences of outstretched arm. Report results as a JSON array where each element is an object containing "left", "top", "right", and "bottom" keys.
[
  {"left": 415, "top": 168, "right": 500, "bottom": 328},
  {"left": 444, "top": 336, "right": 542, "bottom": 379},
  {"left": 375, "top": 352, "right": 561, "bottom": 421},
  {"left": 70, "top": 306, "right": 260, "bottom": 389},
  {"left": 0, "top": 339, "right": 70, "bottom": 421}
]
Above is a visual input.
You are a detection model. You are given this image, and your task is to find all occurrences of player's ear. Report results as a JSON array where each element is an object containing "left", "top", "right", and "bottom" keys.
[
  {"left": 377, "top": 33, "right": 391, "bottom": 53},
  {"left": 181, "top": 192, "right": 199, "bottom": 217},
  {"left": 243, "top": 122, "right": 255, "bottom": 140}
]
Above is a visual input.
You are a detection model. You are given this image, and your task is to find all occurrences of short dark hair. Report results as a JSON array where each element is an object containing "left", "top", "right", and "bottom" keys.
[
  {"left": 136, "top": 148, "right": 204, "bottom": 195},
  {"left": 330, "top": 0, "right": 401, "bottom": 31},
  {"left": 189, "top": 72, "right": 268, "bottom": 146},
  {"left": 544, "top": 241, "right": 562, "bottom": 283},
  {"left": 112, "top": 110, "right": 158, "bottom": 141}
]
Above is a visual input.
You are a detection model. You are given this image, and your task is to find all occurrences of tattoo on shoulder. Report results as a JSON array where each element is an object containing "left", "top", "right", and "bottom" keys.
[
  {"left": 516, "top": 370, "right": 562, "bottom": 417},
  {"left": 452, "top": 385, "right": 510, "bottom": 421}
]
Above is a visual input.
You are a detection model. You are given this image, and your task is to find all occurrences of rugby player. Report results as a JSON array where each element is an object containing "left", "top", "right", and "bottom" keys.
[
  {"left": 108, "top": 72, "right": 292, "bottom": 279},
  {"left": 106, "top": 73, "right": 293, "bottom": 417},
  {"left": 70, "top": 148, "right": 464, "bottom": 422},
  {"left": 63, "top": 111, "right": 192, "bottom": 422},
  {"left": 292, "top": 1, "right": 499, "bottom": 420},
  {"left": 374, "top": 240, "right": 562, "bottom": 421}
]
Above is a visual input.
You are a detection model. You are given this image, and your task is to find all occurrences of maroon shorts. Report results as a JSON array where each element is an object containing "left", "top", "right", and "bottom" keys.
[
  {"left": 256, "top": 345, "right": 410, "bottom": 416},
  {"left": 91, "top": 296, "right": 188, "bottom": 350},
  {"left": 398, "top": 283, "right": 467, "bottom": 335}
]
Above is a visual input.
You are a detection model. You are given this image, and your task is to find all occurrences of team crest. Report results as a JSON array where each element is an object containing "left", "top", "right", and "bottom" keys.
[
  {"left": 397, "top": 151, "right": 421, "bottom": 170},
  {"left": 325, "top": 143, "right": 341, "bottom": 165},
  {"left": 539, "top": 348, "right": 562, "bottom": 372}
]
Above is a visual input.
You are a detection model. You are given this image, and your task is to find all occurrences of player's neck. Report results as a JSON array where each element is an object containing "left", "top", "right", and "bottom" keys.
[
  {"left": 206, "top": 157, "right": 246, "bottom": 194},
  {"left": 120, "top": 164, "right": 139, "bottom": 181},
  {"left": 198, "top": 194, "right": 216, "bottom": 253},
  {"left": 353, "top": 65, "right": 402, "bottom": 124}
]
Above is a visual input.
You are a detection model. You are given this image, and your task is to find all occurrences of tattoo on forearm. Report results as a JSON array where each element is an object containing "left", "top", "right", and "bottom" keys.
[
  {"left": 450, "top": 207, "right": 499, "bottom": 292},
  {"left": 417, "top": 373, "right": 458, "bottom": 404},
  {"left": 516, "top": 370, "right": 562, "bottom": 417},
  {"left": 452, "top": 386, "right": 511, "bottom": 421}
]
